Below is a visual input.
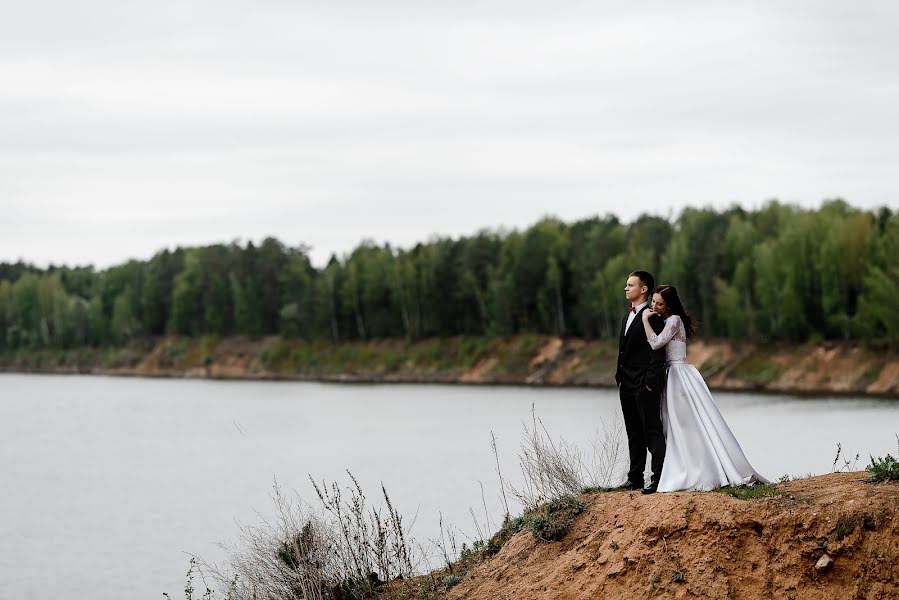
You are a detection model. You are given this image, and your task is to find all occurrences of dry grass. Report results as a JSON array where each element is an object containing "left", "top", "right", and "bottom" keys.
[
  {"left": 506, "top": 404, "right": 624, "bottom": 510},
  {"left": 169, "top": 406, "right": 628, "bottom": 599},
  {"left": 184, "top": 474, "right": 418, "bottom": 600}
]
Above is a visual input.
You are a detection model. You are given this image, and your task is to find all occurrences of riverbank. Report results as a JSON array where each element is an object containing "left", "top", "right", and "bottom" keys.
[
  {"left": 437, "top": 472, "right": 899, "bottom": 600},
  {"left": 1, "top": 335, "right": 897, "bottom": 397}
]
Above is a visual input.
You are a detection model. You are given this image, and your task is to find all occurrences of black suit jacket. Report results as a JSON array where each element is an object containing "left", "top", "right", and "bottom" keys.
[{"left": 615, "top": 306, "right": 666, "bottom": 393}]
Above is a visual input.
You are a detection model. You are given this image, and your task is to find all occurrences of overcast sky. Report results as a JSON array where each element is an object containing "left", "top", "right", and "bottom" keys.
[{"left": 2, "top": 1, "right": 898, "bottom": 268}]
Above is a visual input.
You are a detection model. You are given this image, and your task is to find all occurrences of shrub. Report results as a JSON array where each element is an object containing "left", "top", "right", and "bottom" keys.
[
  {"left": 506, "top": 404, "right": 624, "bottom": 510},
  {"left": 868, "top": 455, "right": 899, "bottom": 482},
  {"left": 529, "top": 495, "right": 585, "bottom": 542},
  {"left": 179, "top": 474, "right": 417, "bottom": 600},
  {"left": 867, "top": 436, "right": 899, "bottom": 482},
  {"left": 482, "top": 514, "right": 526, "bottom": 557}
]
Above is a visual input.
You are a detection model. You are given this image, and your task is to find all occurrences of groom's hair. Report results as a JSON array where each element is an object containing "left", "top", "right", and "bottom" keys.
[{"left": 629, "top": 271, "right": 655, "bottom": 299}]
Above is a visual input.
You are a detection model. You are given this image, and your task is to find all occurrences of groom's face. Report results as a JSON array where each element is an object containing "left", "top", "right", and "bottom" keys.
[{"left": 624, "top": 276, "right": 646, "bottom": 303}]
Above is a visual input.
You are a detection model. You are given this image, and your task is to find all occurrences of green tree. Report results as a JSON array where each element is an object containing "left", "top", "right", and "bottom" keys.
[
  {"left": 1, "top": 201, "right": 897, "bottom": 349},
  {"left": 661, "top": 208, "right": 732, "bottom": 336},
  {"left": 231, "top": 272, "right": 263, "bottom": 336},
  {"left": 817, "top": 203, "right": 875, "bottom": 339},
  {"left": 11, "top": 273, "right": 41, "bottom": 347},
  {"left": 141, "top": 249, "right": 183, "bottom": 336},
  {"left": 0, "top": 280, "right": 12, "bottom": 349},
  {"left": 856, "top": 211, "right": 899, "bottom": 344},
  {"left": 279, "top": 248, "right": 315, "bottom": 337},
  {"left": 171, "top": 250, "right": 203, "bottom": 335},
  {"left": 110, "top": 288, "right": 138, "bottom": 343}
]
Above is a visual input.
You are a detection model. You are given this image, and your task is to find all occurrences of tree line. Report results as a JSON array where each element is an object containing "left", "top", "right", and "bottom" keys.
[{"left": 0, "top": 199, "right": 896, "bottom": 350}]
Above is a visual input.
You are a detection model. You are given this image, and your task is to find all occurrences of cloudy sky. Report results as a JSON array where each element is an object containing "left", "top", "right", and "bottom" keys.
[{"left": 2, "top": 1, "right": 898, "bottom": 268}]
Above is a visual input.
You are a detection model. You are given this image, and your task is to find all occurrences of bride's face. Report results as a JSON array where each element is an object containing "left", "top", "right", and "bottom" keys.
[{"left": 651, "top": 293, "right": 670, "bottom": 317}]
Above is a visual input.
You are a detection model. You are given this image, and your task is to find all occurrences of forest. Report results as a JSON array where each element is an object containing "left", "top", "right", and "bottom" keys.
[{"left": 0, "top": 200, "right": 896, "bottom": 351}]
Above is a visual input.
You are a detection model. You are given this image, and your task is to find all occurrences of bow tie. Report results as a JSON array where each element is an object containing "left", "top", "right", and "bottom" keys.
[{"left": 628, "top": 306, "right": 636, "bottom": 313}]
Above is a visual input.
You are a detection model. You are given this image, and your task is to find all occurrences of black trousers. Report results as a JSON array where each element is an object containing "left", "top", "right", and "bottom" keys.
[{"left": 619, "top": 384, "right": 666, "bottom": 487}]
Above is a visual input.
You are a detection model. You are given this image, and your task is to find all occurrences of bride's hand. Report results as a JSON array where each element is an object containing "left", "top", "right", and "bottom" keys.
[{"left": 642, "top": 310, "right": 656, "bottom": 322}]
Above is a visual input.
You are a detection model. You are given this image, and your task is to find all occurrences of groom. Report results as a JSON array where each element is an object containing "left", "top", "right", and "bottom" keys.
[{"left": 615, "top": 271, "right": 667, "bottom": 494}]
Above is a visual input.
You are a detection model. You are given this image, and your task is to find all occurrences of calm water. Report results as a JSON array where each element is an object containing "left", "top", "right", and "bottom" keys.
[{"left": 1, "top": 373, "right": 897, "bottom": 599}]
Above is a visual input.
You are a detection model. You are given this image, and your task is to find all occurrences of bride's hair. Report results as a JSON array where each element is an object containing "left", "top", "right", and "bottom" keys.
[{"left": 654, "top": 285, "right": 697, "bottom": 339}]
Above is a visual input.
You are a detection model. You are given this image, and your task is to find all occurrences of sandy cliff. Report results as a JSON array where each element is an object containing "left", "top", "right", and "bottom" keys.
[
  {"left": 447, "top": 473, "right": 898, "bottom": 600},
  {"left": 2, "top": 335, "right": 898, "bottom": 397}
]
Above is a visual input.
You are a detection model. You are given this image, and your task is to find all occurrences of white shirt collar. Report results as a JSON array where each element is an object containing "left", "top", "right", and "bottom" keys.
[{"left": 624, "top": 301, "right": 646, "bottom": 334}]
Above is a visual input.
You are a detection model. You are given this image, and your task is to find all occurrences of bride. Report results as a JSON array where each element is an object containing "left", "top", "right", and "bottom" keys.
[{"left": 641, "top": 285, "right": 768, "bottom": 492}]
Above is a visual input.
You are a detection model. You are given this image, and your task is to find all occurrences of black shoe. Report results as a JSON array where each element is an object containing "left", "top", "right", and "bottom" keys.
[
  {"left": 617, "top": 481, "right": 640, "bottom": 491},
  {"left": 641, "top": 484, "right": 658, "bottom": 495}
]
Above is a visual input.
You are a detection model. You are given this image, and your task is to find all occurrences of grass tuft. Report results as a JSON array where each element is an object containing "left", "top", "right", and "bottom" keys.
[
  {"left": 716, "top": 483, "right": 785, "bottom": 500},
  {"left": 580, "top": 485, "right": 612, "bottom": 494},
  {"left": 529, "top": 495, "right": 585, "bottom": 542},
  {"left": 867, "top": 435, "right": 899, "bottom": 483}
]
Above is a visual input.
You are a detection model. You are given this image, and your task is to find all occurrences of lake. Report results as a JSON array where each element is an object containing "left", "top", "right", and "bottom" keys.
[{"left": 1, "top": 373, "right": 896, "bottom": 599}]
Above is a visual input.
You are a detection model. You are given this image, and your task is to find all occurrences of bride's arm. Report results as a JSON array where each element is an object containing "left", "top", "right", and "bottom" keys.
[
  {"left": 643, "top": 313, "right": 678, "bottom": 350},
  {"left": 644, "top": 314, "right": 666, "bottom": 391}
]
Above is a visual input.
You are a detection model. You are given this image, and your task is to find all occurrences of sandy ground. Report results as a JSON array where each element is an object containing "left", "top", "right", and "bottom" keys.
[{"left": 447, "top": 473, "right": 898, "bottom": 600}]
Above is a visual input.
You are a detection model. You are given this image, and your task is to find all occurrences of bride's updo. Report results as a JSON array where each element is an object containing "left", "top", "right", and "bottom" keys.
[{"left": 654, "top": 285, "right": 697, "bottom": 340}]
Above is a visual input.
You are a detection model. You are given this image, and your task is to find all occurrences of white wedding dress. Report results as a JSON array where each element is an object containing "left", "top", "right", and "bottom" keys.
[{"left": 648, "top": 315, "right": 769, "bottom": 492}]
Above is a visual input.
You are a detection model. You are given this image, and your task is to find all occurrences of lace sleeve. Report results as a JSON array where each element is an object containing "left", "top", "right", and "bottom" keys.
[{"left": 647, "top": 315, "right": 681, "bottom": 350}]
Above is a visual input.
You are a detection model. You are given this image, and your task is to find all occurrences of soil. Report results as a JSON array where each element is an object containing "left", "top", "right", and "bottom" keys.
[{"left": 445, "top": 472, "right": 898, "bottom": 600}]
